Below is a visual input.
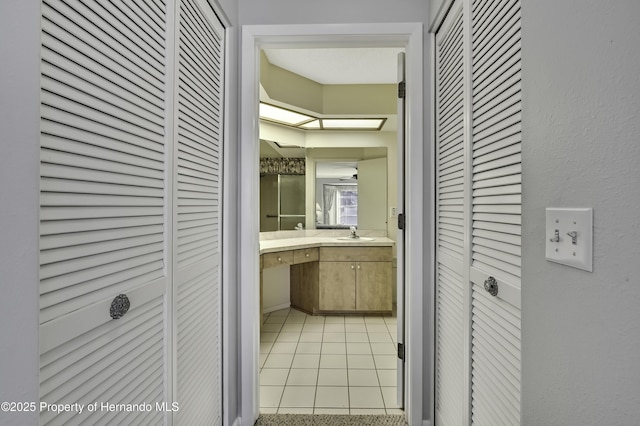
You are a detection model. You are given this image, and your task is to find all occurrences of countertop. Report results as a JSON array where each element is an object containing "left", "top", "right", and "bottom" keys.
[{"left": 259, "top": 235, "right": 395, "bottom": 255}]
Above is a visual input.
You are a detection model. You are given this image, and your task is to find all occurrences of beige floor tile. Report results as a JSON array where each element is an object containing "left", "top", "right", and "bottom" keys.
[
  {"left": 265, "top": 316, "right": 286, "bottom": 324},
  {"left": 373, "top": 355, "right": 397, "bottom": 369},
  {"left": 259, "top": 368, "right": 289, "bottom": 386},
  {"left": 276, "top": 332, "right": 301, "bottom": 343},
  {"left": 345, "top": 323, "right": 367, "bottom": 332},
  {"left": 299, "top": 332, "right": 323, "bottom": 342},
  {"left": 296, "top": 342, "right": 321, "bottom": 354},
  {"left": 302, "top": 323, "right": 324, "bottom": 333},
  {"left": 305, "top": 315, "right": 325, "bottom": 323},
  {"left": 281, "top": 323, "right": 304, "bottom": 333},
  {"left": 260, "top": 332, "right": 278, "bottom": 343},
  {"left": 259, "top": 407, "right": 278, "bottom": 414},
  {"left": 346, "top": 332, "right": 369, "bottom": 343},
  {"left": 348, "top": 386, "right": 384, "bottom": 408},
  {"left": 386, "top": 408, "right": 405, "bottom": 415},
  {"left": 280, "top": 386, "right": 316, "bottom": 407},
  {"left": 381, "top": 386, "right": 400, "bottom": 409},
  {"left": 370, "top": 342, "right": 396, "bottom": 355},
  {"left": 319, "top": 354, "right": 347, "bottom": 369},
  {"left": 321, "top": 342, "right": 346, "bottom": 355},
  {"left": 286, "top": 369, "right": 318, "bottom": 386},
  {"left": 278, "top": 407, "right": 314, "bottom": 414},
  {"left": 270, "top": 342, "right": 298, "bottom": 354},
  {"left": 259, "top": 385, "right": 284, "bottom": 408},
  {"left": 314, "top": 408, "right": 349, "bottom": 414},
  {"left": 347, "top": 354, "right": 375, "bottom": 369},
  {"left": 367, "top": 332, "right": 392, "bottom": 343},
  {"left": 323, "top": 332, "right": 346, "bottom": 342},
  {"left": 285, "top": 316, "right": 306, "bottom": 324},
  {"left": 314, "top": 386, "right": 349, "bottom": 408},
  {"left": 260, "top": 341, "right": 274, "bottom": 354},
  {"left": 348, "top": 369, "right": 379, "bottom": 387},
  {"left": 291, "top": 353, "right": 320, "bottom": 369},
  {"left": 350, "top": 408, "right": 387, "bottom": 415},
  {"left": 344, "top": 316, "right": 365, "bottom": 324},
  {"left": 324, "top": 323, "right": 346, "bottom": 333},
  {"left": 317, "top": 368, "right": 348, "bottom": 386},
  {"left": 264, "top": 353, "right": 294, "bottom": 369},
  {"left": 324, "top": 316, "right": 345, "bottom": 324},
  {"left": 259, "top": 354, "right": 268, "bottom": 368},
  {"left": 347, "top": 342, "right": 372, "bottom": 355},
  {"left": 262, "top": 323, "right": 283, "bottom": 333},
  {"left": 364, "top": 316, "right": 386, "bottom": 324},
  {"left": 376, "top": 369, "right": 397, "bottom": 387},
  {"left": 365, "top": 324, "right": 389, "bottom": 333}
]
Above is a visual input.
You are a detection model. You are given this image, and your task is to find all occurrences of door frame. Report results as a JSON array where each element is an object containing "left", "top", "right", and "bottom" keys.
[{"left": 239, "top": 22, "right": 425, "bottom": 425}]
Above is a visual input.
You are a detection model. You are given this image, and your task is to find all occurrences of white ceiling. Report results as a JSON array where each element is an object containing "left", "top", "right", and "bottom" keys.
[{"left": 263, "top": 47, "right": 404, "bottom": 85}]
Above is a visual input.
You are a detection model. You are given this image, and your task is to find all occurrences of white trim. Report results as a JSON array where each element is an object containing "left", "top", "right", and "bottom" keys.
[
  {"left": 428, "top": 30, "right": 437, "bottom": 426},
  {"left": 461, "top": 0, "right": 474, "bottom": 423},
  {"left": 240, "top": 22, "right": 424, "bottom": 426},
  {"left": 429, "top": 0, "right": 455, "bottom": 32}
]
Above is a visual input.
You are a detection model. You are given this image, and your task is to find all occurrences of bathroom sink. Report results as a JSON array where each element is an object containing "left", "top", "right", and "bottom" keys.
[{"left": 336, "top": 237, "right": 375, "bottom": 242}]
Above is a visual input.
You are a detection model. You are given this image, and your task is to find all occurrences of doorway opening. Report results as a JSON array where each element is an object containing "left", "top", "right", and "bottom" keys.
[{"left": 240, "top": 23, "right": 425, "bottom": 426}]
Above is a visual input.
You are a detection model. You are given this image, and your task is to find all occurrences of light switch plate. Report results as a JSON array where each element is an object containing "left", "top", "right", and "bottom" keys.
[{"left": 545, "top": 208, "right": 593, "bottom": 272}]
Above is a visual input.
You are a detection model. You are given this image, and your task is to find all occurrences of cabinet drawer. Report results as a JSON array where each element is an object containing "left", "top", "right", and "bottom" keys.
[
  {"left": 293, "top": 248, "right": 319, "bottom": 264},
  {"left": 319, "top": 246, "right": 392, "bottom": 262},
  {"left": 262, "top": 250, "right": 294, "bottom": 269}
]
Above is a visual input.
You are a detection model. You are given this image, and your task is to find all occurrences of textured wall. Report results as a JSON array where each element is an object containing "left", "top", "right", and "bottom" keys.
[
  {"left": 0, "top": 1, "right": 40, "bottom": 424},
  {"left": 521, "top": 1, "right": 640, "bottom": 424}
]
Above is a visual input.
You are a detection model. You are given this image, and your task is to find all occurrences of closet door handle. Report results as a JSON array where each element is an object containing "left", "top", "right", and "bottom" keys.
[
  {"left": 110, "top": 294, "right": 130, "bottom": 319},
  {"left": 484, "top": 277, "right": 498, "bottom": 297}
]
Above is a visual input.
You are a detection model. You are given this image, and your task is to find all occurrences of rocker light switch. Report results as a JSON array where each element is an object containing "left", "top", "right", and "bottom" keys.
[{"left": 545, "top": 208, "right": 593, "bottom": 272}]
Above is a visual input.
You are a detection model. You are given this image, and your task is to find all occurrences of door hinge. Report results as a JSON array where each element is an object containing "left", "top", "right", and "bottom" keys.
[
  {"left": 398, "top": 81, "right": 406, "bottom": 99},
  {"left": 398, "top": 213, "right": 405, "bottom": 230},
  {"left": 397, "top": 342, "right": 405, "bottom": 361}
]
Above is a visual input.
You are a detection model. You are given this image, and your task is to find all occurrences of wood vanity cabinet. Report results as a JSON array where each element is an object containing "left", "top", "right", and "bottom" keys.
[
  {"left": 290, "top": 248, "right": 319, "bottom": 314},
  {"left": 318, "top": 246, "right": 392, "bottom": 313}
]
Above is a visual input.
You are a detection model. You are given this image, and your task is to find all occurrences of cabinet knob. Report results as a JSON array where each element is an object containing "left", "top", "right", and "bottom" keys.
[
  {"left": 305, "top": 253, "right": 310, "bottom": 258},
  {"left": 357, "top": 265, "right": 361, "bottom": 269},
  {"left": 351, "top": 264, "right": 355, "bottom": 269},
  {"left": 277, "top": 256, "right": 282, "bottom": 262}
]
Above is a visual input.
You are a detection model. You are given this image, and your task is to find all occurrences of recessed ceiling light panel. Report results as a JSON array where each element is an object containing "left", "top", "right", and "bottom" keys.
[{"left": 259, "top": 103, "right": 314, "bottom": 126}]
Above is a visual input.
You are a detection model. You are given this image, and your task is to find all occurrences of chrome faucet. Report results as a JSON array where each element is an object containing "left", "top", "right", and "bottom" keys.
[{"left": 349, "top": 226, "right": 358, "bottom": 239}]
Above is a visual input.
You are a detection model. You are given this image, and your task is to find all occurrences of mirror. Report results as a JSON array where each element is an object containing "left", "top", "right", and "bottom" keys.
[{"left": 260, "top": 141, "right": 390, "bottom": 232}]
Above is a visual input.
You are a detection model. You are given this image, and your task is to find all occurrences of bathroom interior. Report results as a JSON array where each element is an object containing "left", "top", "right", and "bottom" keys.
[{"left": 257, "top": 47, "right": 405, "bottom": 414}]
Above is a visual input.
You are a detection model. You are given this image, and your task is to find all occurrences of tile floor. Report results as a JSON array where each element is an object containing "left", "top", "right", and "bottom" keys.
[{"left": 260, "top": 308, "right": 403, "bottom": 415}]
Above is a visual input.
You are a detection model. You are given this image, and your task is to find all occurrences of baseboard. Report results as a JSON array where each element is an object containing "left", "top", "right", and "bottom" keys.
[
  {"left": 263, "top": 302, "right": 290, "bottom": 314},
  {"left": 422, "top": 421, "right": 432, "bottom": 426}
]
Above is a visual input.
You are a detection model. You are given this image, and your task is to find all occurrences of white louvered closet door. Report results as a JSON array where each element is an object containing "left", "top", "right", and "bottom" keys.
[
  {"left": 469, "top": 0, "right": 522, "bottom": 424},
  {"left": 39, "top": 0, "right": 168, "bottom": 425},
  {"left": 434, "top": 1, "right": 467, "bottom": 425},
  {"left": 173, "top": 0, "right": 224, "bottom": 424}
]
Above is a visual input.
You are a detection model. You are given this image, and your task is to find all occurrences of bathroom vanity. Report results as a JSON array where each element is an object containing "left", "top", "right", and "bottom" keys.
[{"left": 259, "top": 234, "right": 394, "bottom": 317}]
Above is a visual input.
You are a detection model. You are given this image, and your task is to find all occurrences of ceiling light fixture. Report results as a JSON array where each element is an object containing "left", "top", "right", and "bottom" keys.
[
  {"left": 259, "top": 102, "right": 387, "bottom": 131},
  {"left": 321, "top": 118, "right": 386, "bottom": 130},
  {"left": 259, "top": 103, "right": 314, "bottom": 126}
]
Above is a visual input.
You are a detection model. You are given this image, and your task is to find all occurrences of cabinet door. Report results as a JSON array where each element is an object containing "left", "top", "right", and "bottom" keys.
[
  {"left": 355, "top": 262, "right": 392, "bottom": 311},
  {"left": 319, "top": 262, "right": 355, "bottom": 311}
]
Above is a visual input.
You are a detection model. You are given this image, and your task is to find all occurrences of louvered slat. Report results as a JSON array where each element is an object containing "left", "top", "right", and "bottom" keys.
[
  {"left": 470, "top": 0, "right": 522, "bottom": 423},
  {"left": 435, "top": 3, "right": 466, "bottom": 425},
  {"left": 175, "top": 1, "right": 223, "bottom": 424},
  {"left": 39, "top": 0, "right": 167, "bottom": 424}
]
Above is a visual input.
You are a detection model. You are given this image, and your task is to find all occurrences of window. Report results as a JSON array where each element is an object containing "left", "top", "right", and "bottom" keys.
[{"left": 323, "top": 184, "right": 357, "bottom": 226}]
